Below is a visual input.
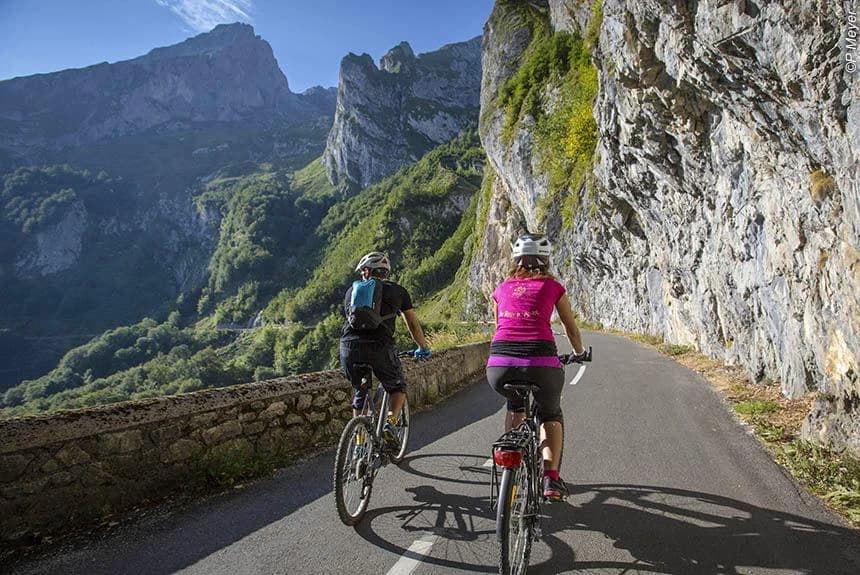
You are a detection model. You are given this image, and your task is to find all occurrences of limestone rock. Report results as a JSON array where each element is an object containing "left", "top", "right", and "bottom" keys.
[
  {"left": 476, "top": 0, "right": 859, "bottom": 453},
  {"left": 323, "top": 37, "right": 482, "bottom": 189}
]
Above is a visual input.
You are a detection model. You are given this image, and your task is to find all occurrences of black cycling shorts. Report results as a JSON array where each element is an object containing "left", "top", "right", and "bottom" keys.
[
  {"left": 486, "top": 365, "right": 564, "bottom": 423},
  {"left": 340, "top": 340, "right": 406, "bottom": 410}
]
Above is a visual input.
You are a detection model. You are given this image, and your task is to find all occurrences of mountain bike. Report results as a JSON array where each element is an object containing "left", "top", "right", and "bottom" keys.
[
  {"left": 490, "top": 347, "right": 593, "bottom": 575},
  {"left": 333, "top": 351, "right": 413, "bottom": 526}
]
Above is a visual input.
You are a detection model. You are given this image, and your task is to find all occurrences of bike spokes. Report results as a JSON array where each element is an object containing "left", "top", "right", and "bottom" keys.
[
  {"left": 497, "top": 464, "right": 533, "bottom": 575},
  {"left": 334, "top": 417, "right": 374, "bottom": 525},
  {"left": 508, "top": 466, "right": 531, "bottom": 574}
]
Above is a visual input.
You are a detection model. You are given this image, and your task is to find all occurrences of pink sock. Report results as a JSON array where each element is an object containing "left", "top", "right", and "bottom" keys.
[{"left": 544, "top": 470, "right": 559, "bottom": 481}]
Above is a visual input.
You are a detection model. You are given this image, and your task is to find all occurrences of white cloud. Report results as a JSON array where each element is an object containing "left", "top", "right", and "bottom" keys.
[{"left": 155, "top": 0, "right": 254, "bottom": 32}]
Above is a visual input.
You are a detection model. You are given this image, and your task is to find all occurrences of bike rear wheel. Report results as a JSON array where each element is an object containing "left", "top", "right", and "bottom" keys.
[
  {"left": 334, "top": 416, "right": 375, "bottom": 525},
  {"left": 389, "top": 397, "right": 410, "bottom": 464},
  {"left": 497, "top": 463, "right": 533, "bottom": 575}
]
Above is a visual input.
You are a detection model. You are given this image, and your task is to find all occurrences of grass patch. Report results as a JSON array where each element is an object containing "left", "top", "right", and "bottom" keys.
[
  {"left": 734, "top": 399, "right": 780, "bottom": 416},
  {"left": 777, "top": 442, "right": 860, "bottom": 524},
  {"left": 663, "top": 343, "right": 694, "bottom": 356},
  {"left": 423, "top": 321, "right": 492, "bottom": 350},
  {"left": 628, "top": 332, "right": 664, "bottom": 347}
]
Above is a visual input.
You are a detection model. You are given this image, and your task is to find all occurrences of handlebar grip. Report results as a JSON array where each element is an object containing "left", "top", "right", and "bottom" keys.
[{"left": 559, "top": 346, "right": 593, "bottom": 364}]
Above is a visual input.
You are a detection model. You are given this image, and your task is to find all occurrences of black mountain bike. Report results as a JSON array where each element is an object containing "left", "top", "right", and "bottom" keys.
[
  {"left": 333, "top": 351, "right": 412, "bottom": 526},
  {"left": 490, "top": 347, "right": 593, "bottom": 575}
]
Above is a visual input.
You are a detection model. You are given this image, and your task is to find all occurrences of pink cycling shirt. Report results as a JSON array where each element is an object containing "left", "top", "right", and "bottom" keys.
[{"left": 487, "top": 276, "right": 566, "bottom": 368}]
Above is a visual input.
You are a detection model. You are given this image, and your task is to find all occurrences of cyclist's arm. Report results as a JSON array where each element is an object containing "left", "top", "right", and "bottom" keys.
[
  {"left": 555, "top": 294, "right": 585, "bottom": 355},
  {"left": 401, "top": 308, "right": 430, "bottom": 349},
  {"left": 492, "top": 300, "right": 498, "bottom": 330}
]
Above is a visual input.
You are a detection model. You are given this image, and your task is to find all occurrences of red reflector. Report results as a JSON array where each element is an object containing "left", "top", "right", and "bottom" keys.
[{"left": 493, "top": 448, "right": 523, "bottom": 468}]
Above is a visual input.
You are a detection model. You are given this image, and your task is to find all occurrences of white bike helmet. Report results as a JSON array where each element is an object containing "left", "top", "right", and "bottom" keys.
[
  {"left": 355, "top": 251, "right": 391, "bottom": 273},
  {"left": 511, "top": 233, "right": 552, "bottom": 262}
]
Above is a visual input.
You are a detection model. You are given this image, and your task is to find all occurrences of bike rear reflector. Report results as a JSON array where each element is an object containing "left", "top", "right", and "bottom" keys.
[{"left": 493, "top": 449, "right": 523, "bottom": 468}]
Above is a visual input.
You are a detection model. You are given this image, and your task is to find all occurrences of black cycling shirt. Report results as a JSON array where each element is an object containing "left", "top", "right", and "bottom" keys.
[{"left": 341, "top": 280, "right": 413, "bottom": 343}]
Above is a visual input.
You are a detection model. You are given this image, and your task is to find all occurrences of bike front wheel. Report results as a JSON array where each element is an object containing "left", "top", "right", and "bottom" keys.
[
  {"left": 390, "top": 397, "right": 410, "bottom": 464},
  {"left": 496, "top": 464, "right": 533, "bottom": 575},
  {"left": 334, "top": 416, "right": 375, "bottom": 525}
]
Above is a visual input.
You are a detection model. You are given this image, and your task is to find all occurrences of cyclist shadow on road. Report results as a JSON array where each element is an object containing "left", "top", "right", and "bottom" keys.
[
  {"left": 397, "top": 451, "right": 493, "bottom": 488},
  {"left": 353, "top": 483, "right": 498, "bottom": 572},
  {"left": 354, "top": 460, "right": 579, "bottom": 573},
  {"left": 528, "top": 483, "right": 860, "bottom": 574}
]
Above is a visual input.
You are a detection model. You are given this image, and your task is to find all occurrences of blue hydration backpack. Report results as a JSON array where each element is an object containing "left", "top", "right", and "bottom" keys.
[{"left": 347, "top": 278, "right": 396, "bottom": 333}]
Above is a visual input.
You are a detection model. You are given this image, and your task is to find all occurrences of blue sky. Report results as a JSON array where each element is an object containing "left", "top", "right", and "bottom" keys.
[{"left": 0, "top": 0, "right": 494, "bottom": 92}]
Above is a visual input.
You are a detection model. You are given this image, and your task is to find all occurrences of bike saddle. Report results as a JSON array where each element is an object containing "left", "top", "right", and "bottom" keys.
[{"left": 502, "top": 383, "right": 540, "bottom": 394}]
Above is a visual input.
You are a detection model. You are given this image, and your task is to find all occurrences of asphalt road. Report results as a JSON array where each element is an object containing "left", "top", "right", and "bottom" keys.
[{"left": 7, "top": 331, "right": 860, "bottom": 574}]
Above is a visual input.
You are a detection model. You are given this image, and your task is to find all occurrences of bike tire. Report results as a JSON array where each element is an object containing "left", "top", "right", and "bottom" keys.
[
  {"left": 496, "top": 464, "right": 533, "bottom": 575},
  {"left": 390, "top": 398, "right": 410, "bottom": 464},
  {"left": 334, "top": 416, "right": 375, "bottom": 526}
]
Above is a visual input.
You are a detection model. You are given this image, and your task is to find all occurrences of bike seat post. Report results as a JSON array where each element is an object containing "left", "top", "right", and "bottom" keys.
[{"left": 354, "top": 363, "right": 373, "bottom": 416}]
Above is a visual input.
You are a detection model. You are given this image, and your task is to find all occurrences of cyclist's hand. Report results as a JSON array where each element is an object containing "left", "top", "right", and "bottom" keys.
[
  {"left": 413, "top": 347, "right": 432, "bottom": 360},
  {"left": 560, "top": 348, "right": 591, "bottom": 364},
  {"left": 572, "top": 347, "right": 592, "bottom": 362}
]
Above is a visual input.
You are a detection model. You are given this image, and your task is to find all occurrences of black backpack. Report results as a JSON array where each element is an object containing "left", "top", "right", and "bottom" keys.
[{"left": 346, "top": 278, "right": 396, "bottom": 333}]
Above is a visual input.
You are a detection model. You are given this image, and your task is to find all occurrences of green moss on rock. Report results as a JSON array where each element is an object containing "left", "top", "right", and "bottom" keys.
[{"left": 495, "top": 5, "right": 601, "bottom": 226}]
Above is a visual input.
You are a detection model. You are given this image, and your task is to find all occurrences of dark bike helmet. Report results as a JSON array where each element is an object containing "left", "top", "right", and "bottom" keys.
[{"left": 355, "top": 251, "right": 391, "bottom": 273}]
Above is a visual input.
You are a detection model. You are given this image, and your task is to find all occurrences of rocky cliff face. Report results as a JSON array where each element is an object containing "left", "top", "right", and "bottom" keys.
[
  {"left": 323, "top": 37, "right": 482, "bottom": 189},
  {"left": 474, "top": 1, "right": 859, "bottom": 454}
]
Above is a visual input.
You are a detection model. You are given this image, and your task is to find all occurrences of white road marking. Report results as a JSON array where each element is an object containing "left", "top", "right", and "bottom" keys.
[
  {"left": 568, "top": 364, "right": 587, "bottom": 386},
  {"left": 386, "top": 533, "right": 438, "bottom": 575},
  {"left": 483, "top": 458, "right": 494, "bottom": 467}
]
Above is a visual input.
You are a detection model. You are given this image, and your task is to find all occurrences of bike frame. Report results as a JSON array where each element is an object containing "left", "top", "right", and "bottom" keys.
[
  {"left": 490, "top": 387, "right": 543, "bottom": 531},
  {"left": 355, "top": 365, "right": 391, "bottom": 453}
]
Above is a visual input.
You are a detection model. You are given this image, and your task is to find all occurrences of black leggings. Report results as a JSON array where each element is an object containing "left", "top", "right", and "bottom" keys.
[
  {"left": 340, "top": 340, "right": 405, "bottom": 410},
  {"left": 486, "top": 365, "right": 564, "bottom": 423}
]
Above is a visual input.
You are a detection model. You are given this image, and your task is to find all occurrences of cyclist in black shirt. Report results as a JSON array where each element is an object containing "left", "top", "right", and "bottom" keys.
[{"left": 340, "top": 252, "right": 431, "bottom": 450}]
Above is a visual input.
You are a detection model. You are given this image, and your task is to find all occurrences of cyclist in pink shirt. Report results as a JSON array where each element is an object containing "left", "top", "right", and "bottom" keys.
[{"left": 487, "top": 233, "right": 587, "bottom": 500}]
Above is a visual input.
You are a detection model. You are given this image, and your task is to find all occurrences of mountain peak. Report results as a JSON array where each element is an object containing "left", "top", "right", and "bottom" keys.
[
  {"left": 0, "top": 23, "right": 302, "bottom": 154},
  {"left": 380, "top": 42, "right": 416, "bottom": 73},
  {"left": 325, "top": 36, "right": 481, "bottom": 189},
  {"left": 144, "top": 22, "right": 261, "bottom": 61}
]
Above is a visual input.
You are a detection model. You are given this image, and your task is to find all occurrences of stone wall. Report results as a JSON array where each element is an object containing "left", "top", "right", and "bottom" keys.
[{"left": 0, "top": 343, "right": 489, "bottom": 543}]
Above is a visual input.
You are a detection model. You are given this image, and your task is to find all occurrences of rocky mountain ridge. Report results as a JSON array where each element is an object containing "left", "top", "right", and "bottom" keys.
[
  {"left": 472, "top": 0, "right": 859, "bottom": 454},
  {"left": 323, "top": 36, "right": 482, "bottom": 189},
  {"left": 0, "top": 24, "right": 337, "bottom": 389},
  {"left": 0, "top": 23, "right": 335, "bottom": 162}
]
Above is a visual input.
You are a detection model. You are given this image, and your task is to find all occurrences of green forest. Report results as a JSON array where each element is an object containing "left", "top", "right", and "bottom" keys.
[
  {"left": 0, "top": 2, "right": 602, "bottom": 417},
  {"left": 0, "top": 132, "right": 487, "bottom": 416}
]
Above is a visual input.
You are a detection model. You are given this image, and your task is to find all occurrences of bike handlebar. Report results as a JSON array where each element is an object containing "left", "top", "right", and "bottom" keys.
[
  {"left": 558, "top": 346, "right": 593, "bottom": 365},
  {"left": 397, "top": 350, "right": 430, "bottom": 359}
]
